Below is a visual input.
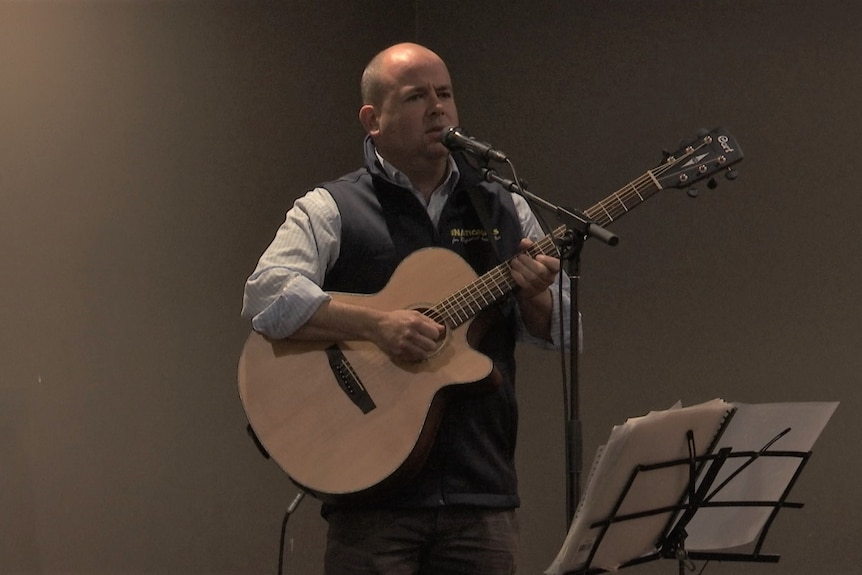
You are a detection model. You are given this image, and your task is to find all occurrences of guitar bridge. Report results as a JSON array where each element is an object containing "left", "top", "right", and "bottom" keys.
[{"left": 325, "top": 344, "right": 376, "bottom": 414}]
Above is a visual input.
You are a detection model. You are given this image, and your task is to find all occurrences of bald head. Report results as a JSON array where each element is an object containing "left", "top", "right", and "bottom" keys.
[
  {"left": 360, "top": 43, "right": 448, "bottom": 106},
  {"left": 356, "top": 42, "right": 458, "bottom": 195}
]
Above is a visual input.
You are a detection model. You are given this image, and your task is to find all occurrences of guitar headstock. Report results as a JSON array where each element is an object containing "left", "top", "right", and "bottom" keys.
[
  {"left": 655, "top": 127, "right": 743, "bottom": 191},
  {"left": 583, "top": 127, "right": 743, "bottom": 228}
]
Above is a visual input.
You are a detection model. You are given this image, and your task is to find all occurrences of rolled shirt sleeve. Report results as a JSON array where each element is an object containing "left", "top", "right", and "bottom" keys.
[{"left": 241, "top": 188, "right": 341, "bottom": 339}]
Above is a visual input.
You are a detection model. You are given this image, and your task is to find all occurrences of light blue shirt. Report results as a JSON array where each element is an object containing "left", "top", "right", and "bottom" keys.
[{"left": 241, "top": 157, "right": 574, "bottom": 349}]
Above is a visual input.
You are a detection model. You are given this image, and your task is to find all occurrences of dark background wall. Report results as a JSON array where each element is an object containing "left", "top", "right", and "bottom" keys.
[{"left": 1, "top": 1, "right": 857, "bottom": 574}]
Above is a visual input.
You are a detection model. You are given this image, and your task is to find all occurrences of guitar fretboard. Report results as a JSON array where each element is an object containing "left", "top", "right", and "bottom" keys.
[
  {"left": 428, "top": 225, "right": 567, "bottom": 328},
  {"left": 425, "top": 164, "right": 667, "bottom": 329},
  {"left": 584, "top": 169, "right": 664, "bottom": 226}
]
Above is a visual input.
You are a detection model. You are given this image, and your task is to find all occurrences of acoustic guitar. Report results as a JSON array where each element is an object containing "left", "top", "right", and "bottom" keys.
[{"left": 238, "top": 127, "right": 743, "bottom": 503}]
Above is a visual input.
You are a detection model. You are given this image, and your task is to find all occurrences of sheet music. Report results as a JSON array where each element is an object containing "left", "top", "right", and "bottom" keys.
[
  {"left": 546, "top": 398, "right": 732, "bottom": 574},
  {"left": 683, "top": 401, "right": 838, "bottom": 550},
  {"left": 545, "top": 399, "right": 838, "bottom": 574}
]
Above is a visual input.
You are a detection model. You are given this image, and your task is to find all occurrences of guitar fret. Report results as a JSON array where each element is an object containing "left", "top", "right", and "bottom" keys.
[
  {"left": 456, "top": 291, "right": 474, "bottom": 316},
  {"left": 598, "top": 200, "right": 614, "bottom": 222},
  {"left": 431, "top": 304, "right": 451, "bottom": 326},
  {"left": 426, "top": 308, "right": 445, "bottom": 325},
  {"left": 618, "top": 177, "right": 657, "bottom": 211},
  {"left": 492, "top": 269, "right": 513, "bottom": 293},
  {"left": 442, "top": 303, "right": 463, "bottom": 325},
  {"left": 630, "top": 181, "right": 645, "bottom": 201},
  {"left": 451, "top": 293, "right": 471, "bottom": 321},
  {"left": 429, "top": 225, "right": 567, "bottom": 329},
  {"left": 625, "top": 178, "right": 649, "bottom": 201},
  {"left": 613, "top": 191, "right": 630, "bottom": 212}
]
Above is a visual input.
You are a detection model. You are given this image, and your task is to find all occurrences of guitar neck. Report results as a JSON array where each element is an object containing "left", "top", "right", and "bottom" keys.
[
  {"left": 428, "top": 127, "right": 743, "bottom": 329},
  {"left": 583, "top": 169, "right": 664, "bottom": 227},
  {"left": 429, "top": 169, "right": 661, "bottom": 328},
  {"left": 428, "top": 171, "right": 660, "bottom": 328},
  {"left": 430, "top": 225, "right": 567, "bottom": 329}
]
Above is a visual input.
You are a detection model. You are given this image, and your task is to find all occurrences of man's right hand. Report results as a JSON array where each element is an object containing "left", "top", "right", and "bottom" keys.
[
  {"left": 290, "top": 300, "right": 445, "bottom": 363},
  {"left": 372, "top": 309, "right": 445, "bottom": 363}
]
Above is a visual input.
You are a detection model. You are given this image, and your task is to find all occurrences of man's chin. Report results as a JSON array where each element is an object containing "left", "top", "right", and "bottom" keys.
[{"left": 426, "top": 140, "right": 451, "bottom": 157}]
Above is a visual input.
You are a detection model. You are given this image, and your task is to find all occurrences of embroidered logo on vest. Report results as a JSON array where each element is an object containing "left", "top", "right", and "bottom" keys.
[{"left": 449, "top": 227, "right": 501, "bottom": 244}]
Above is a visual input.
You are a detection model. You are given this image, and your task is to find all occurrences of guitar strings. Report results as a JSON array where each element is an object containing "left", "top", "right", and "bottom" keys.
[
  {"left": 424, "top": 137, "right": 708, "bottom": 328},
  {"left": 586, "top": 138, "right": 706, "bottom": 225},
  {"left": 428, "top": 229, "right": 565, "bottom": 329}
]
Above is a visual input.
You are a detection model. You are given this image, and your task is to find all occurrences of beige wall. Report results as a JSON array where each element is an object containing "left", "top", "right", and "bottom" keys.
[{"left": 2, "top": 1, "right": 858, "bottom": 573}]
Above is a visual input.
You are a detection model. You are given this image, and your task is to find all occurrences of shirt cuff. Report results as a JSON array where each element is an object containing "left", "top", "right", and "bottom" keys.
[{"left": 250, "top": 275, "right": 331, "bottom": 339}]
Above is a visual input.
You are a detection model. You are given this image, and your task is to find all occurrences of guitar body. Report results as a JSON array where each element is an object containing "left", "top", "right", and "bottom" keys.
[{"left": 238, "top": 247, "right": 495, "bottom": 503}]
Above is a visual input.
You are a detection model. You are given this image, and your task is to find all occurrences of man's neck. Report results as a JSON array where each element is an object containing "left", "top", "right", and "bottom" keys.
[{"left": 377, "top": 152, "right": 453, "bottom": 201}]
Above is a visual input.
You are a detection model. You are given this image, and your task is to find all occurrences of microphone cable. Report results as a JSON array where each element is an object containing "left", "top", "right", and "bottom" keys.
[{"left": 277, "top": 490, "right": 306, "bottom": 575}]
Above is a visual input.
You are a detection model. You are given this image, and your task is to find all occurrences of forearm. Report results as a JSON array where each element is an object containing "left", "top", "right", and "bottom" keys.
[
  {"left": 290, "top": 299, "right": 384, "bottom": 342},
  {"left": 293, "top": 298, "right": 445, "bottom": 363}
]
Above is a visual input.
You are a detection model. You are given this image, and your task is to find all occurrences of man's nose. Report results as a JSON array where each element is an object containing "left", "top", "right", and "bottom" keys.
[{"left": 428, "top": 97, "right": 445, "bottom": 116}]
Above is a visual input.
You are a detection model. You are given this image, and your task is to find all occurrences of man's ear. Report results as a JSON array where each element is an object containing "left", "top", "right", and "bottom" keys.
[{"left": 359, "top": 104, "right": 380, "bottom": 135}]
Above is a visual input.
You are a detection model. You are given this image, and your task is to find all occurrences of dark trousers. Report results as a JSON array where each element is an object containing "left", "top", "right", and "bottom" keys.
[{"left": 324, "top": 506, "right": 519, "bottom": 575}]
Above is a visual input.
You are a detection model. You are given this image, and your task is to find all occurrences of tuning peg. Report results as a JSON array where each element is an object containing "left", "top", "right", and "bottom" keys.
[
  {"left": 725, "top": 168, "right": 738, "bottom": 180},
  {"left": 707, "top": 178, "right": 718, "bottom": 189}
]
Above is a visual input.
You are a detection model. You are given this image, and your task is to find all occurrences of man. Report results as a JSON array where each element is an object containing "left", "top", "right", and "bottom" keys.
[{"left": 242, "top": 42, "right": 570, "bottom": 575}]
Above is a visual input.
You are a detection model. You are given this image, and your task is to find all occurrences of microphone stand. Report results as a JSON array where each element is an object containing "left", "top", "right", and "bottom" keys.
[{"left": 481, "top": 166, "right": 618, "bottom": 528}]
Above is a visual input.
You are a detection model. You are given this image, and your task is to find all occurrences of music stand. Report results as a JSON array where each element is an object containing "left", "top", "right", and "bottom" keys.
[
  {"left": 546, "top": 400, "right": 838, "bottom": 575},
  {"left": 570, "top": 430, "right": 809, "bottom": 574}
]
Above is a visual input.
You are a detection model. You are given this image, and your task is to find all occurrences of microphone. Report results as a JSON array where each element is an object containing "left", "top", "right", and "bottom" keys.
[{"left": 441, "top": 126, "right": 508, "bottom": 163}]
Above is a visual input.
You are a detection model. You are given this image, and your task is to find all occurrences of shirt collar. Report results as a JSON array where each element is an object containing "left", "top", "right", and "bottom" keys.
[{"left": 374, "top": 150, "right": 461, "bottom": 199}]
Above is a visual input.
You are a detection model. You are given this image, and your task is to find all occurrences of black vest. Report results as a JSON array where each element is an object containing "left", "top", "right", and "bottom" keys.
[{"left": 320, "top": 150, "right": 525, "bottom": 509}]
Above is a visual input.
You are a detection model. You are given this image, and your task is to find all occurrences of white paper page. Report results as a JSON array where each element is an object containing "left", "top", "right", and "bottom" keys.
[
  {"left": 684, "top": 401, "right": 838, "bottom": 550},
  {"left": 546, "top": 399, "right": 732, "bottom": 574}
]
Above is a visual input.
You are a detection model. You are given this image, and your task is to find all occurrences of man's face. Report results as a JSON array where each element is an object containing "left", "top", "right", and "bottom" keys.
[{"left": 367, "top": 49, "right": 459, "bottom": 169}]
